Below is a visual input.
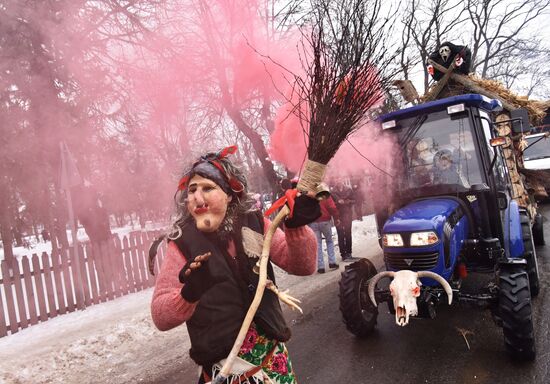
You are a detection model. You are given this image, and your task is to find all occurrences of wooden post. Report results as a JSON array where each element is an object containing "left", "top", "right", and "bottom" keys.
[
  {"left": 59, "top": 142, "right": 85, "bottom": 309},
  {"left": 11, "top": 261, "right": 28, "bottom": 330},
  {"left": 130, "top": 233, "right": 144, "bottom": 291},
  {"left": 31, "top": 254, "right": 49, "bottom": 322},
  {"left": 78, "top": 243, "right": 91, "bottom": 307},
  {"left": 41, "top": 252, "right": 58, "bottom": 318},
  {"left": 0, "top": 279, "right": 7, "bottom": 336},
  {"left": 83, "top": 244, "right": 99, "bottom": 305},
  {"left": 21, "top": 257, "right": 38, "bottom": 325},
  {"left": 1, "top": 260, "right": 19, "bottom": 334},
  {"left": 123, "top": 236, "right": 135, "bottom": 293},
  {"left": 114, "top": 236, "right": 130, "bottom": 295},
  {"left": 51, "top": 249, "right": 67, "bottom": 315}
]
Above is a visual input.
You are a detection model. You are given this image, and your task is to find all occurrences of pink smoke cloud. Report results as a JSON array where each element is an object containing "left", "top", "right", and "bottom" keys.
[
  {"left": 269, "top": 74, "right": 399, "bottom": 209},
  {"left": 270, "top": 86, "right": 396, "bottom": 179}
]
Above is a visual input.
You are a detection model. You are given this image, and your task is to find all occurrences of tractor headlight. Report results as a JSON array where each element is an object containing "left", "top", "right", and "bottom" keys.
[
  {"left": 410, "top": 231, "right": 439, "bottom": 246},
  {"left": 383, "top": 233, "right": 404, "bottom": 247}
]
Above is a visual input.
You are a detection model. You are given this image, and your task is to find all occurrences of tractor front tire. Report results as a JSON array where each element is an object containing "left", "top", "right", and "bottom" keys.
[
  {"left": 520, "top": 212, "right": 540, "bottom": 297},
  {"left": 498, "top": 265, "right": 536, "bottom": 361},
  {"left": 338, "top": 259, "right": 379, "bottom": 338}
]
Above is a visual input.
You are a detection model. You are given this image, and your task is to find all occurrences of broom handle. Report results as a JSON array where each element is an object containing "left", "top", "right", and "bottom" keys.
[{"left": 213, "top": 205, "right": 290, "bottom": 384}]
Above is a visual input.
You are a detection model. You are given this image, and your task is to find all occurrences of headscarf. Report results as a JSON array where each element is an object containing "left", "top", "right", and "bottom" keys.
[{"left": 177, "top": 145, "right": 244, "bottom": 197}]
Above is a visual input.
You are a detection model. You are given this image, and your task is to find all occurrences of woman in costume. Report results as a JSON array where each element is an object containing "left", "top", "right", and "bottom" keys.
[{"left": 150, "top": 146, "right": 319, "bottom": 383}]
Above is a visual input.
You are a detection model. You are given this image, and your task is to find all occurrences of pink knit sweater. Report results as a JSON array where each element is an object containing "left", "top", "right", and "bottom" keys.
[{"left": 150, "top": 218, "right": 317, "bottom": 331}]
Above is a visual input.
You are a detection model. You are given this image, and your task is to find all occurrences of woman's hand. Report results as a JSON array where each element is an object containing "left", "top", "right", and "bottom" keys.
[
  {"left": 284, "top": 194, "right": 321, "bottom": 228},
  {"left": 179, "top": 252, "right": 221, "bottom": 302}
]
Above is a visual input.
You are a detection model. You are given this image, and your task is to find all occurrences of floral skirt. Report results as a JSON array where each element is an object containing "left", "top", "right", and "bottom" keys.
[{"left": 199, "top": 323, "right": 297, "bottom": 384}]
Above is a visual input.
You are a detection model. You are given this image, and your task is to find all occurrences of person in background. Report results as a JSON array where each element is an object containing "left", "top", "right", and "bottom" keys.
[
  {"left": 308, "top": 188, "right": 340, "bottom": 273},
  {"left": 41, "top": 229, "right": 50, "bottom": 242},
  {"left": 432, "top": 149, "right": 470, "bottom": 188},
  {"left": 332, "top": 180, "right": 357, "bottom": 262},
  {"left": 253, "top": 193, "right": 264, "bottom": 211},
  {"left": 352, "top": 182, "right": 364, "bottom": 221},
  {"left": 150, "top": 146, "right": 319, "bottom": 384}
]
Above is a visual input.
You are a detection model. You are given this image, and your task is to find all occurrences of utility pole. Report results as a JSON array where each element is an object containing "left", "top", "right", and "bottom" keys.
[{"left": 60, "top": 142, "right": 85, "bottom": 309}]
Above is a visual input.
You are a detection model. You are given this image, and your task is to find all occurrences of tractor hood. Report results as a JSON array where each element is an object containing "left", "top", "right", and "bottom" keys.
[{"left": 384, "top": 198, "right": 460, "bottom": 234}]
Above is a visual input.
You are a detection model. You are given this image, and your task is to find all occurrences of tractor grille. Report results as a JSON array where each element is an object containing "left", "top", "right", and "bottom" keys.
[{"left": 384, "top": 251, "right": 439, "bottom": 271}]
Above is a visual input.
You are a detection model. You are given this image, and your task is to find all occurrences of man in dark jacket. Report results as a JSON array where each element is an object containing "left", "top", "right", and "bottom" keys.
[{"left": 332, "top": 181, "right": 356, "bottom": 261}]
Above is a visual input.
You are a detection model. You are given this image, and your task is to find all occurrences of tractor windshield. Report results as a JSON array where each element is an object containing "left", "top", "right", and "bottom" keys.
[{"left": 393, "top": 110, "right": 483, "bottom": 194}]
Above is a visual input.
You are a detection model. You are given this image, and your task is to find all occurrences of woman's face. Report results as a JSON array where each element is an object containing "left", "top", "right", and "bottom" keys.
[{"left": 187, "top": 175, "right": 232, "bottom": 232}]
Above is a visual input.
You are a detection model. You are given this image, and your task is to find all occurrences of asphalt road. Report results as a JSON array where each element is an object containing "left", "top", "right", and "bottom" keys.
[
  {"left": 287, "top": 203, "right": 550, "bottom": 384},
  {"left": 150, "top": 204, "right": 550, "bottom": 384}
]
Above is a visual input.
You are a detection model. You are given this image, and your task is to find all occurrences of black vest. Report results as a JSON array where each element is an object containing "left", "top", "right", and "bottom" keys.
[{"left": 173, "top": 211, "right": 291, "bottom": 366}]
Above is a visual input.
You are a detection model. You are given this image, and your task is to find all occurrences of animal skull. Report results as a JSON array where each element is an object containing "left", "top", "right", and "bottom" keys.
[
  {"left": 368, "top": 270, "right": 453, "bottom": 327},
  {"left": 439, "top": 45, "right": 451, "bottom": 62}
]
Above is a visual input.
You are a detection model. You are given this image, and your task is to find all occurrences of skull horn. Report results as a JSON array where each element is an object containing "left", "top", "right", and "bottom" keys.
[
  {"left": 367, "top": 271, "right": 395, "bottom": 306},
  {"left": 417, "top": 271, "right": 453, "bottom": 305}
]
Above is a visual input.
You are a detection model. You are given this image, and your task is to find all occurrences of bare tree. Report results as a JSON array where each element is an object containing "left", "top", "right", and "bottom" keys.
[
  {"left": 466, "top": 0, "right": 550, "bottom": 78},
  {"left": 396, "top": 0, "right": 550, "bottom": 97},
  {"left": 188, "top": 0, "right": 301, "bottom": 193},
  {"left": 288, "top": 0, "right": 401, "bottom": 162}
]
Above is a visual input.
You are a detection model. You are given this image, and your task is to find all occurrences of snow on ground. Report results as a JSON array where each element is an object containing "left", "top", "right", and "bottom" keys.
[{"left": 0, "top": 216, "right": 380, "bottom": 384}]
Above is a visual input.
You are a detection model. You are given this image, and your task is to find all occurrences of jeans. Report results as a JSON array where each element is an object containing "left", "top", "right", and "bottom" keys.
[{"left": 308, "top": 221, "right": 336, "bottom": 268}]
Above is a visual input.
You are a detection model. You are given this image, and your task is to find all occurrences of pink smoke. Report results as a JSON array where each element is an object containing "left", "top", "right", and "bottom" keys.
[
  {"left": 269, "top": 76, "right": 399, "bottom": 209},
  {"left": 270, "top": 90, "right": 397, "bottom": 179},
  {"left": 16, "top": 0, "right": 307, "bottom": 234}
]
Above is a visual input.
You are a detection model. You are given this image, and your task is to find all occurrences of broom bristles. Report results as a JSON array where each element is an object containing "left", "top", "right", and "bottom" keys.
[{"left": 306, "top": 64, "right": 385, "bottom": 165}]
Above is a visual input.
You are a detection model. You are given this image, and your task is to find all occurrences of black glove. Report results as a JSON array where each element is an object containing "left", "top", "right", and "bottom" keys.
[
  {"left": 178, "top": 253, "right": 220, "bottom": 302},
  {"left": 284, "top": 195, "right": 321, "bottom": 228}
]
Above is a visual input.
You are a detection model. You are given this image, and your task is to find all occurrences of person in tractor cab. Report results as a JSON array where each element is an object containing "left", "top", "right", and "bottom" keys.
[
  {"left": 432, "top": 148, "right": 470, "bottom": 187},
  {"left": 150, "top": 145, "right": 319, "bottom": 384}
]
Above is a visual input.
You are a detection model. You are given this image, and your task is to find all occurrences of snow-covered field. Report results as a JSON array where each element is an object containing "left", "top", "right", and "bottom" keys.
[{"left": 0, "top": 216, "right": 380, "bottom": 384}]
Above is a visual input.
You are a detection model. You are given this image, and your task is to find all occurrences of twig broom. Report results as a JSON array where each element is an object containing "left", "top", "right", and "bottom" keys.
[{"left": 213, "top": 1, "right": 397, "bottom": 381}]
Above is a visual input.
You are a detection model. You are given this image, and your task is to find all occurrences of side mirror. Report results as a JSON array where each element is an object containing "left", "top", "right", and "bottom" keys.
[
  {"left": 510, "top": 108, "right": 530, "bottom": 134},
  {"left": 490, "top": 137, "right": 507, "bottom": 147},
  {"left": 497, "top": 191, "right": 508, "bottom": 210}
]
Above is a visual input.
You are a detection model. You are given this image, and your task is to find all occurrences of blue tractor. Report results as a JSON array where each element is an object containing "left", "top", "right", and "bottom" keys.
[{"left": 338, "top": 94, "right": 540, "bottom": 361}]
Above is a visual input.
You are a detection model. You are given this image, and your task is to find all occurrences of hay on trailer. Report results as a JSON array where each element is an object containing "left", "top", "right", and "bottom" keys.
[{"left": 422, "top": 72, "right": 550, "bottom": 125}]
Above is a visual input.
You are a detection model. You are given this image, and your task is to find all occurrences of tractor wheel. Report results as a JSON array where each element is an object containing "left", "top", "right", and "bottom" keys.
[
  {"left": 498, "top": 265, "right": 536, "bottom": 361},
  {"left": 520, "top": 212, "right": 540, "bottom": 297},
  {"left": 532, "top": 213, "right": 545, "bottom": 246},
  {"left": 338, "top": 259, "right": 379, "bottom": 338}
]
